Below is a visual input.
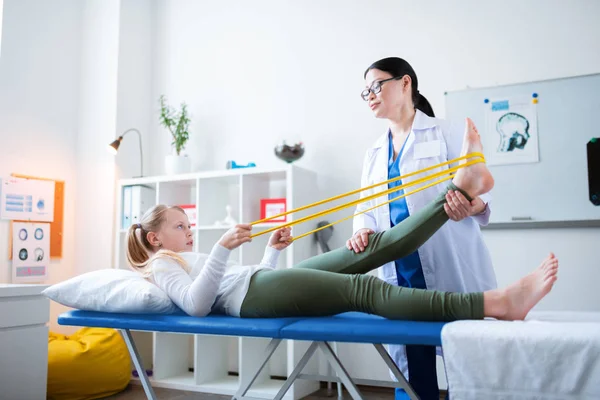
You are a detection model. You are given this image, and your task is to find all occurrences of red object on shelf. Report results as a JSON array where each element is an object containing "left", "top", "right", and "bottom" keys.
[
  {"left": 179, "top": 204, "right": 197, "bottom": 227},
  {"left": 260, "top": 198, "right": 287, "bottom": 222}
]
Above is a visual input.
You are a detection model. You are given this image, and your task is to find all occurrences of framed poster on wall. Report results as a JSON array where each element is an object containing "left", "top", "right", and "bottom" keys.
[{"left": 260, "top": 198, "right": 287, "bottom": 222}]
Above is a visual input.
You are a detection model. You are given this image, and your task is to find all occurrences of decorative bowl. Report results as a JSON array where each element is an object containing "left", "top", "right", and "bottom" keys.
[{"left": 274, "top": 142, "right": 305, "bottom": 163}]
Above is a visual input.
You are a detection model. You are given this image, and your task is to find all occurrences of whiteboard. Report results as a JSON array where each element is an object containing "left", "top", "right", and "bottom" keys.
[{"left": 445, "top": 74, "right": 600, "bottom": 228}]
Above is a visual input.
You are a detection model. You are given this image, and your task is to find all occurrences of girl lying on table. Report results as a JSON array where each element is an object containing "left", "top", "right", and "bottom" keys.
[{"left": 126, "top": 119, "right": 558, "bottom": 321}]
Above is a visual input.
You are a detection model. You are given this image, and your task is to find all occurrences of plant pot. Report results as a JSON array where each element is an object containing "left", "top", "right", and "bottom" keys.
[{"left": 165, "top": 154, "right": 191, "bottom": 175}]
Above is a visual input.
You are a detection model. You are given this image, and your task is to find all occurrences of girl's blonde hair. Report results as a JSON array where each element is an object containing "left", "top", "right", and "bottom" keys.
[{"left": 126, "top": 204, "right": 190, "bottom": 276}]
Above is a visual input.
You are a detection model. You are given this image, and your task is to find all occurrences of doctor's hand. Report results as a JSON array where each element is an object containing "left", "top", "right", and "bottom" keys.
[
  {"left": 219, "top": 224, "right": 253, "bottom": 250},
  {"left": 444, "top": 190, "right": 487, "bottom": 221},
  {"left": 346, "top": 228, "right": 375, "bottom": 253},
  {"left": 268, "top": 226, "right": 293, "bottom": 251}
]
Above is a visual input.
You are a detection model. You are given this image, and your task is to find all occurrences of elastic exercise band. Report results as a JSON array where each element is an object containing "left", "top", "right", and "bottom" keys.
[
  {"left": 293, "top": 172, "right": 455, "bottom": 242},
  {"left": 249, "top": 152, "right": 485, "bottom": 240},
  {"left": 250, "top": 152, "right": 484, "bottom": 226},
  {"left": 251, "top": 158, "right": 483, "bottom": 239}
]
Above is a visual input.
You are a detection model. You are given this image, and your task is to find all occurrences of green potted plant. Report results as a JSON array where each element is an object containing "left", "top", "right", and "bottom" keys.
[{"left": 159, "top": 95, "right": 191, "bottom": 175}]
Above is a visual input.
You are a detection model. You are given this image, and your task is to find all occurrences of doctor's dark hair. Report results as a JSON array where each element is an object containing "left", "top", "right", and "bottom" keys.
[
  {"left": 364, "top": 57, "right": 435, "bottom": 117},
  {"left": 126, "top": 204, "right": 189, "bottom": 276}
]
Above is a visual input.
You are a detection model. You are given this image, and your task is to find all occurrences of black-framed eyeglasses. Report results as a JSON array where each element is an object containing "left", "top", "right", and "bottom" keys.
[{"left": 361, "top": 76, "right": 402, "bottom": 101}]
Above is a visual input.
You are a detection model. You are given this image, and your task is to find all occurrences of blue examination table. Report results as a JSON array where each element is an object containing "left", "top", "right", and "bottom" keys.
[{"left": 58, "top": 310, "right": 446, "bottom": 400}]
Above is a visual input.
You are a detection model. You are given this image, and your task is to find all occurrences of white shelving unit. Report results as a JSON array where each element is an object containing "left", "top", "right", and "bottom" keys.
[{"left": 113, "top": 165, "right": 321, "bottom": 399}]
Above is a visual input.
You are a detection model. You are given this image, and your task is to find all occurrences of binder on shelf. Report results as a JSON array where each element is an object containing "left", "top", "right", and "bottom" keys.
[
  {"left": 121, "top": 186, "right": 132, "bottom": 229},
  {"left": 122, "top": 185, "right": 155, "bottom": 229}
]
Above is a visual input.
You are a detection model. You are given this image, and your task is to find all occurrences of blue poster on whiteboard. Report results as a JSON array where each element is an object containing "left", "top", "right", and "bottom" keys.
[{"left": 483, "top": 95, "right": 540, "bottom": 166}]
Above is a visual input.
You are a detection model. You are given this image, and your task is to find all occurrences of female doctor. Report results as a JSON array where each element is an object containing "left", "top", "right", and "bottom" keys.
[{"left": 347, "top": 57, "right": 497, "bottom": 400}]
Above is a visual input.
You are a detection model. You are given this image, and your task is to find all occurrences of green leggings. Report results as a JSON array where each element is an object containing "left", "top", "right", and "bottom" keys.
[{"left": 240, "top": 184, "right": 484, "bottom": 321}]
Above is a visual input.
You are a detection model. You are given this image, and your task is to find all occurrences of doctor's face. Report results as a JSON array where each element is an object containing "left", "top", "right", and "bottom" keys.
[{"left": 364, "top": 69, "right": 411, "bottom": 119}]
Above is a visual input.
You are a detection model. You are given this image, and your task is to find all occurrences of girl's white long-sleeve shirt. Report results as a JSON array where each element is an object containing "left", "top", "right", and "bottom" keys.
[{"left": 148, "top": 244, "right": 281, "bottom": 317}]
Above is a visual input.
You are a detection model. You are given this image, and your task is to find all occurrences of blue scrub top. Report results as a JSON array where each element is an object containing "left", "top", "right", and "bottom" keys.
[{"left": 388, "top": 133, "right": 426, "bottom": 289}]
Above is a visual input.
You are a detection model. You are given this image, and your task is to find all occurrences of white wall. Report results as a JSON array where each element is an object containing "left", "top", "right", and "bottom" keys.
[
  {"left": 0, "top": 0, "right": 4, "bottom": 57},
  {"left": 0, "top": 0, "right": 121, "bottom": 333},
  {"left": 115, "top": 0, "right": 154, "bottom": 180},
  {"left": 0, "top": 0, "right": 82, "bottom": 332},
  {"left": 75, "top": 0, "right": 121, "bottom": 275},
  {"left": 128, "top": 0, "right": 600, "bottom": 382}
]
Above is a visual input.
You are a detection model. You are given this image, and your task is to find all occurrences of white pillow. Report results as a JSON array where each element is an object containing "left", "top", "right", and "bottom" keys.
[{"left": 42, "top": 269, "right": 179, "bottom": 314}]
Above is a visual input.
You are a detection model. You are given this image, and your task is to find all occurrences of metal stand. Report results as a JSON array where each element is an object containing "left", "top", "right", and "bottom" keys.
[{"left": 120, "top": 329, "right": 157, "bottom": 400}]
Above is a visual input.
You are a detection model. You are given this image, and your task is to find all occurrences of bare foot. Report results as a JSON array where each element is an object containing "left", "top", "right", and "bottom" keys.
[
  {"left": 485, "top": 253, "right": 559, "bottom": 320},
  {"left": 452, "top": 118, "right": 495, "bottom": 198}
]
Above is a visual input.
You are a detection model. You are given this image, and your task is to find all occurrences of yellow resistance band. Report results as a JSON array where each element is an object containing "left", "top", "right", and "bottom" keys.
[
  {"left": 249, "top": 152, "right": 485, "bottom": 241},
  {"left": 253, "top": 157, "right": 483, "bottom": 240}
]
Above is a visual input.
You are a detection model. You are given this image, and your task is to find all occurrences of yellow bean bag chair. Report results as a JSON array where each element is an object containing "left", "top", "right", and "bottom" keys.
[{"left": 48, "top": 328, "right": 131, "bottom": 400}]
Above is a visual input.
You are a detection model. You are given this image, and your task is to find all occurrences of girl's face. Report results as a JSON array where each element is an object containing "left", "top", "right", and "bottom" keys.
[
  {"left": 152, "top": 209, "right": 194, "bottom": 253},
  {"left": 364, "top": 69, "right": 411, "bottom": 120}
]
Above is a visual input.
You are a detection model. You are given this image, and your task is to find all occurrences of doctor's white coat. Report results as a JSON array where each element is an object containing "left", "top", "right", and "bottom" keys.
[{"left": 352, "top": 110, "right": 497, "bottom": 382}]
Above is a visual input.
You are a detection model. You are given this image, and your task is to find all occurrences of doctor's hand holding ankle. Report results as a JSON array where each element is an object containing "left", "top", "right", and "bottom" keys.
[{"left": 444, "top": 190, "right": 487, "bottom": 222}]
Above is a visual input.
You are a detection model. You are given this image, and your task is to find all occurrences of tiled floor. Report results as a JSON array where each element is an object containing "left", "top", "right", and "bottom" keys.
[{"left": 102, "top": 384, "right": 447, "bottom": 399}]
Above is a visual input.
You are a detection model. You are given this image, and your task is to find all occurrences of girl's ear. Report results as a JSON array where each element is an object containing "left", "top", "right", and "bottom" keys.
[{"left": 146, "top": 231, "right": 161, "bottom": 247}]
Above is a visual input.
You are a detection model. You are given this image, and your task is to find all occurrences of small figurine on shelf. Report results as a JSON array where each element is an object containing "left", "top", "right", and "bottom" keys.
[
  {"left": 214, "top": 205, "right": 238, "bottom": 227},
  {"left": 226, "top": 160, "right": 257, "bottom": 169}
]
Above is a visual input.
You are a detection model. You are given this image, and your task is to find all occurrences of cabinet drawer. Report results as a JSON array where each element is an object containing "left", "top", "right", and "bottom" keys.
[
  {"left": 0, "top": 296, "right": 50, "bottom": 328},
  {"left": 0, "top": 324, "right": 48, "bottom": 399}
]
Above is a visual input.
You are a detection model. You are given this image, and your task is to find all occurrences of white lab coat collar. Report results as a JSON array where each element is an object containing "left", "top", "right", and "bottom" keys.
[
  {"left": 370, "top": 109, "right": 439, "bottom": 150},
  {"left": 412, "top": 109, "right": 438, "bottom": 131}
]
